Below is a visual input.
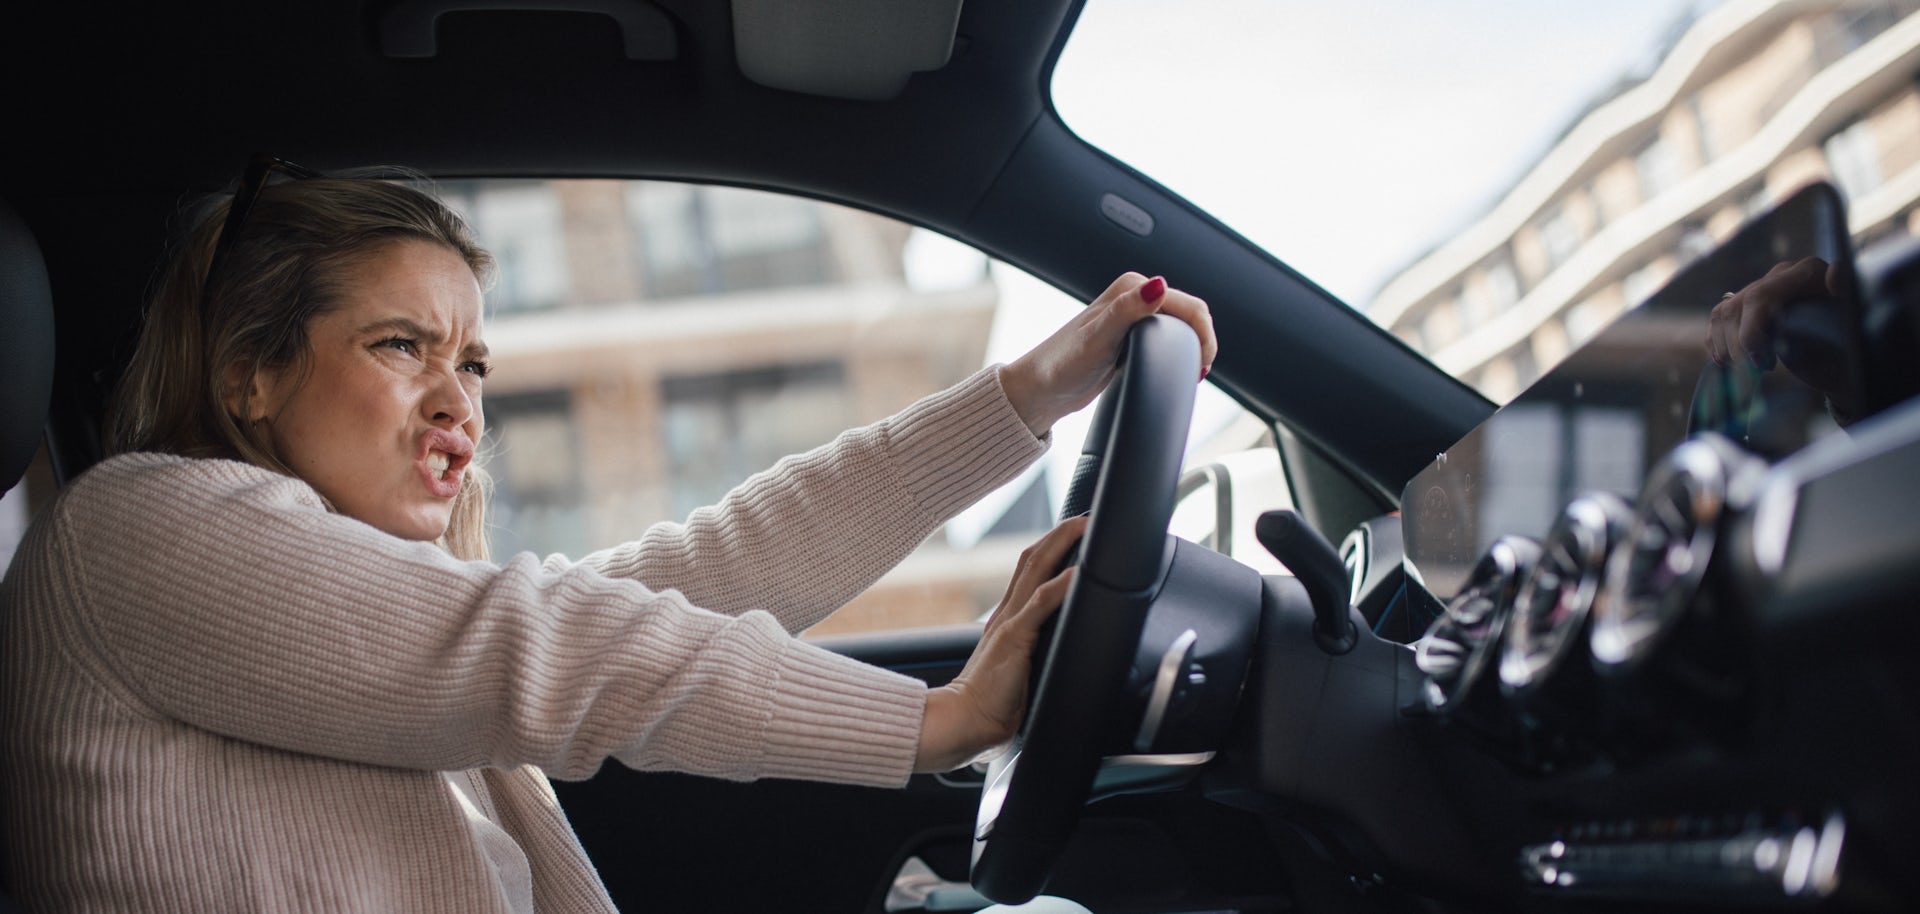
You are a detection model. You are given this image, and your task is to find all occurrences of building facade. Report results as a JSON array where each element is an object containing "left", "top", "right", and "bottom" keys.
[{"left": 1371, "top": 0, "right": 1920, "bottom": 402}]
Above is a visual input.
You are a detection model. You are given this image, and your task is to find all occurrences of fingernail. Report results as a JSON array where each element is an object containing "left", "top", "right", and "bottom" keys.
[
  {"left": 1140, "top": 276, "right": 1166, "bottom": 305},
  {"left": 1201, "top": 364, "right": 1210, "bottom": 381}
]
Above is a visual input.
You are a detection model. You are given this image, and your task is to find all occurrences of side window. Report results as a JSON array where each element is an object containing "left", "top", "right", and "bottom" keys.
[
  {"left": 1168, "top": 418, "right": 1291, "bottom": 577},
  {"left": 459, "top": 180, "right": 1294, "bottom": 637}
]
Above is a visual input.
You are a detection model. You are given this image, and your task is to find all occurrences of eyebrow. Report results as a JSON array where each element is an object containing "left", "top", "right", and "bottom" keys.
[{"left": 356, "top": 316, "right": 490, "bottom": 361}]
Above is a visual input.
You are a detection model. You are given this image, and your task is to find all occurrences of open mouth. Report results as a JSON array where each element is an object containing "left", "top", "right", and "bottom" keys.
[
  {"left": 419, "top": 430, "right": 475, "bottom": 493},
  {"left": 427, "top": 451, "right": 457, "bottom": 481}
]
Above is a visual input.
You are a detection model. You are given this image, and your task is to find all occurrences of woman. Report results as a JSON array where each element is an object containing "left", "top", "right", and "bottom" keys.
[{"left": 0, "top": 163, "right": 1215, "bottom": 912}]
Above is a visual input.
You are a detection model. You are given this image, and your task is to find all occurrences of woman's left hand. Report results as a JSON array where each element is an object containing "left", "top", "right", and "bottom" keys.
[
  {"left": 916, "top": 515, "right": 1087, "bottom": 772},
  {"left": 1000, "top": 273, "right": 1217, "bottom": 437}
]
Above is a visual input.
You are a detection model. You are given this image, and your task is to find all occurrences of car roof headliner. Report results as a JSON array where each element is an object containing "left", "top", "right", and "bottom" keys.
[
  {"left": 0, "top": 0, "right": 1490, "bottom": 496},
  {"left": 5, "top": 0, "right": 1059, "bottom": 215}
]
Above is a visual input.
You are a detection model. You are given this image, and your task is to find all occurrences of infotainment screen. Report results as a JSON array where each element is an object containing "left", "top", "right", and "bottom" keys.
[{"left": 1401, "top": 183, "right": 1863, "bottom": 602}]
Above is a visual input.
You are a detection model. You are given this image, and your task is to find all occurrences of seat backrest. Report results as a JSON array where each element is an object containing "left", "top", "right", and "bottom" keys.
[
  {"left": 0, "top": 195, "right": 54, "bottom": 910},
  {"left": 0, "top": 196, "right": 55, "bottom": 497}
]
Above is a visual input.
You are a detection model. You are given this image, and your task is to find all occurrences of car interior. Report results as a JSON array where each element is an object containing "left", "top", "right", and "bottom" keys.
[{"left": 4, "top": 1, "right": 1920, "bottom": 912}]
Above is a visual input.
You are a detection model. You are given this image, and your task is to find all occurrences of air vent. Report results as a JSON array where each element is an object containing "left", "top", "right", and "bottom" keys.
[
  {"left": 1416, "top": 536, "right": 1540, "bottom": 713},
  {"left": 1501, "top": 492, "right": 1629, "bottom": 696},
  {"left": 1590, "top": 434, "right": 1763, "bottom": 672}
]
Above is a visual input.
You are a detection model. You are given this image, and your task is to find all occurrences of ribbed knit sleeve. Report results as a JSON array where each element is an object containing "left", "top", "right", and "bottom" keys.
[
  {"left": 556, "top": 364, "right": 1047, "bottom": 631},
  {"left": 44, "top": 454, "right": 926, "bottom": 788}
]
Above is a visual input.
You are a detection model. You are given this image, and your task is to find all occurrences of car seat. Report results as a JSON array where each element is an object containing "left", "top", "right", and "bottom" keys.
[
  {"left": 0, "top": 193, "right": 56, "bottom": 913},
  {"left": 0, "top": 195, "right": 53, "bottom": 499}
]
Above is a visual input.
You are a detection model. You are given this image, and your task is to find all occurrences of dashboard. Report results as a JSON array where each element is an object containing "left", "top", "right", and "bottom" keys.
[{"left": 1313, "top": 184, "right": 1920, "bottom": 911}]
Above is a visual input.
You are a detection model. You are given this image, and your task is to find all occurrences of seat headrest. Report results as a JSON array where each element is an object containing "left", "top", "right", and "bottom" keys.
[{"left": 0, "top": 198, "right": 55, "bottom": 495}]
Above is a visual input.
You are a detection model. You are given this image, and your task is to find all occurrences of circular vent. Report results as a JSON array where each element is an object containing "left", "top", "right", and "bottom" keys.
[
  {"left": 1500, "top": 492, "right": 1630, "bottom": 696},
  {"left": 1590, "top": 434, "right": 1761, "bottom": 672},
  {"left": 1417, "top": 536, "right": 1540, "bottom": 713}
]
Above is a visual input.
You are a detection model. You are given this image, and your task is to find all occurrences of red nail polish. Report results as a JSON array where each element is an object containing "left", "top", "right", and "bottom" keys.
[
  {"left": 1201, "top": 364, "right": 1210, "bottom": 381},
  {"left": 1140, "top": 276, "right": 1166, "bottom": 304}
]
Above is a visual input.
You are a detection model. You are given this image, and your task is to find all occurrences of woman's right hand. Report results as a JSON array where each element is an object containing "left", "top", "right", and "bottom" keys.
[
  {"left": 914, "top": 515, "right": 1088, "bottom": 773},
  {"left": 1707, "top": 255, "right": 1863, "bottom": 423},
  {"left": 1000, "top": 273, "right": 1216, "bottom": 438},
  {"left": 1706, "top": 256, "right": 1834, "bottom": 371}
]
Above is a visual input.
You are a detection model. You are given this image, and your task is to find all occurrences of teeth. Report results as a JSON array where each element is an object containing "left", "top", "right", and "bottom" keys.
[{"left": 428, "top": 453, "right": 451, "bottom": 475}]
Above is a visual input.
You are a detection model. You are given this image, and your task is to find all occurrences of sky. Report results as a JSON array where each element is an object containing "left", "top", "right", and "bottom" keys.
[
  {"left": 938, "top": 0, "right": 1716, "bottom": 542},
  {"left": 1052, "top": 0, "right": 1715, "bottom": 307}
]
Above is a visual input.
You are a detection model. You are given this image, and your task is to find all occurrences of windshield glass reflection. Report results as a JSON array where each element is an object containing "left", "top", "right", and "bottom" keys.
[
  {"left": 1053, "top": 1, "right": 1920, "bottom": 402},
  {"left": 1401, "top": 184, "right": 1859, "bottom": 601}
]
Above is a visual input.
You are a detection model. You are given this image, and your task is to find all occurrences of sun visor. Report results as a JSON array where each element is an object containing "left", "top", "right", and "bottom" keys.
[{"left": 732, "top": 0, "right": 963, "bottom": 101}]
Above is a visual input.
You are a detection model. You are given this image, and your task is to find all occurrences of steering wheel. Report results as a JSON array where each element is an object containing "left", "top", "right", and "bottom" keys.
[{"left": 970, "top": 313, "right": 1201, "bottom": 904}]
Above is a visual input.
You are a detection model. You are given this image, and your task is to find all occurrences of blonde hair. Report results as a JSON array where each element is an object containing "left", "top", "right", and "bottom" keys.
[{"left": 109, "top": 169, "right": 499, "bottom": 561}]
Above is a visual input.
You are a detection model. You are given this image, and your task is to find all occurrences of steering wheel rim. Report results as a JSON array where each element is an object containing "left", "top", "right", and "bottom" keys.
[{"left": 970, "top": 314, "right": 1201, "bottom": 904}]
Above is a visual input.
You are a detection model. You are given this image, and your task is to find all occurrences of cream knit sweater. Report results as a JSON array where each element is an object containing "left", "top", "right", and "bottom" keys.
[{"left": 0, "top": 366, "right": 1045, "bottom": 913}]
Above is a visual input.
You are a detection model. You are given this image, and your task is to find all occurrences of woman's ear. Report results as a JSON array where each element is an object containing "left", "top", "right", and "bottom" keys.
[{"left": 223, "top": 361, "right": 278, "bottom": 424}]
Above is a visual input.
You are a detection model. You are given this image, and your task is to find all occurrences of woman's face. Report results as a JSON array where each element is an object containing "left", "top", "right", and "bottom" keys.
[{"left": 249, "top": 239, "right": 489, "bottom": 542}]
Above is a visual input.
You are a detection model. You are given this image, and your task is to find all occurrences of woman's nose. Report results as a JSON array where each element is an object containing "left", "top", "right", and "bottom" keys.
[{"left": 425, "top": 362, "right": 477, "bottom": 427}]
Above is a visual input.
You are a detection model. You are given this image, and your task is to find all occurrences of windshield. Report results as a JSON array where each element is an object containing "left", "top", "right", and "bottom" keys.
[{"left": 1053, "top": 0, "right": 1920, "bottom": 403}]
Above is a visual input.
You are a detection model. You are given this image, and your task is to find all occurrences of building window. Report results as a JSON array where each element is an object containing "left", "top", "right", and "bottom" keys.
[
  {"left": 1688, "top": 94, "right": 1718, "bottom": 163},
  {"left": 1477, "top": 359, "right": 1520, "bottom": 404},
  {"left": 1564, "top": 298, "right": 1607, "bottom": 348},
  {"left": 439, "top": 181, "right": 572, "bottom": 314},
  {"left": 1677, "top": 221, "right": 1715, "bottom": 266},
  {"left": 1509, "top": 342, "right": 1540, "bottom": 392},
  {"left": 1539, "top": 205, "right": 1581, "bottom": 271},
  {"left": 1396, "top": 325, "right": 1426, "bottom": 350},
  {"left": 661, "top": 362, "right": 851, "bottom": 518},
  {"left": 487, "top": 390, "right": 587, "bottom": 560},
  {"left": 1453, "top": 285, "right": 1484, "bottom": 330},
  {"left": 1623, "top": 260, "right": 1669, "bottom": 308},
  {"left": 1421, "top": 299, "right": 1461, "bottom": 350},
  {"left": 1635, "top": 132, "right": 1684, "bottom": 203},
  {"left": 1484, "top": 257, "right": 1521, "bottom": 311},
  {"left": 1478, "top": 402, "right": 1646, "bottom": 557},
  {"left": 1816, "top": 2, "right": 1907, "bottom": 64},
  {"left": 629, "top": 183, "right": 833, "bottom": 299},
  {"left": 1824, "top": 119, "right": 1882, "bottom": 203},
  {"left": 1584, "top": 180, "right": 1609, "bottom": 231}
]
